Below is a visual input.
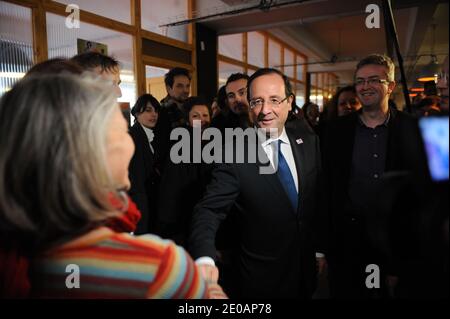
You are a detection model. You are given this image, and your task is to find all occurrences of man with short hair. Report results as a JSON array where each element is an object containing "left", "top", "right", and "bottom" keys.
[
  {"left": 154, "top": 67, "right": 191, "bottom": 167},
  {"left": 160, "top": 67, "right": 191, "bottom": 128},
  {"left": 209, "top": 73, "right": 252, "bottom": 294},
  {"left": 163, "top": 67, "right": 191, "bottom": 105},
  {"left": 225, "top": 73, "right": 249, "bottom": 116},
  {"left": 71, "top": 52, "right": 122, "bottom": 98},
  {"left": 189, "top": 68, "right": 324, "bottom": 298},
  {"left": 211, "top": 73, "right": 252, "bottom": 133},
  {"left": 320, "top": 54, "right": 428, "bottom": 299}
]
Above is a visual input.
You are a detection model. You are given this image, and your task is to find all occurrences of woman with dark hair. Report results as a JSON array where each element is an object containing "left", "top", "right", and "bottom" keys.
[
  {"left": 211, "top": 85, "right": 228, "bottom": 119},
  {"left": 327, "top": 85, "right": 361, "bottom": 120},
  {"left": 182, "top": 96, "right": 212, "bottom": 130},
  {"left": 156, "top": 96, "right": 213, "bottom": 247},
  {"left": 303, "top": 101, "right": 321, "bottom": 133},
  {"left": 128, "top": 94, "right": 161, "bottom": 234},
  {"left": 318, "top": 86, "right": 361, "bottom": 141}
]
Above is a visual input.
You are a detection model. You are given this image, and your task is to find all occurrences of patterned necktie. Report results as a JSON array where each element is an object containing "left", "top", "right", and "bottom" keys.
[{"left": 274, "top": 139, "right": 298, "bottom": 211}]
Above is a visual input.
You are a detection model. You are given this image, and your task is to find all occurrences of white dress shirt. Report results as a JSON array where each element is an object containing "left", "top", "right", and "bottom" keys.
[
  {"left": 140, "top": 124, "right": 155, "bottom": 154},
  {"left": 260, "top": 127, "right": 299, "bottom": 192}
]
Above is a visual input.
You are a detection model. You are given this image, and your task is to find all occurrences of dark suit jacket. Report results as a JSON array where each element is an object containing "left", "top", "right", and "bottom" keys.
[
  {"left": 189, "top": 122, "right": 322, "bottom": 298},
  {"left": 210, "top": 111, "right": 251, "bottom": 135},
  {"left": 156, "top": 128, "right": 213, "bottom": 247},
  {"left": 319, "top": 108, "right": 429, "bottom": 294},
  {"left": 128, "top": 123, "right": 159, "bottom": 234},
  {"left": 153, "top": 100, "right": 186, "bottom": 172}
]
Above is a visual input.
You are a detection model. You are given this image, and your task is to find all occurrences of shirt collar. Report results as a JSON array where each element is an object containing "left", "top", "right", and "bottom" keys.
[
  {"left": 140, "top": 124, "right": 154, "bottom": 142},
  {"left": 260, "top": 127, "right": 290, "bottom": 148},
  {"left": 357, "top": 108, "right": 391, "bottom": 128}
]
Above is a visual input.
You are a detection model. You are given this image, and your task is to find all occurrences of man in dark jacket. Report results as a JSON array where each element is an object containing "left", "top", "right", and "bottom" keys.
[
  {"left": 190, "top": 68, "right": 324, "bottom": 298},
  {"left": 320, "top": 54, "right": 429, "bottom": 299}
]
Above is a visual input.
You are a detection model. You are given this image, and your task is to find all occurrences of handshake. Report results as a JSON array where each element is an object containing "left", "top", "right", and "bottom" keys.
[{"left": 196, "top": 264, "right": 228, "bottom": 299}]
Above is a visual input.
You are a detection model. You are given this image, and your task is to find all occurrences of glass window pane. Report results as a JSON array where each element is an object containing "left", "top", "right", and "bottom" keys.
[
  {"left": 318, "top": 73, "right": 323, "bottom": 89},
  {"left": 0, "top": 1, "right": 33, "bottom": 96},
  {"left": 295, "top": 83, "right": 305, "bottom": 108},
  {"left": 323, "top": 73, "right": 329, "bottom": 92},
  {"left": 141, "top": 0, "right": 189, "bottom": 43},
  {"left": 218, "top": 61, "right": 243, "bottom": 87},
  {"left": 219, "top": 33, "right": 243, "bottom": 61},
  {"left": 284, "top": 49, "right": 294, "bottom": 78},
  {"left": 145, "top": 65, "right": 169, "bottom": 103},
  {"left": 310, "top": 87, "right": 318, "bottom": 105},
  {"left": 53, "top": 0, "right": 130, "bottom": 24},
  {"left": 297, "top": 55, "right": 305, "bottom": 81},
  {"left": 247, "top": 31, "right": 264, "bottom": 68},
  {"left": 317, "top": 89, "right": 324, "bottom": 111},
  {"left": 46, "top": 13, "right": 136, "bottom": 106},
  {"left": 268, "top": 39, "right": 281, "bottom": 70},
  {"left": 310, "top": 73, "right": 317, "bottom": 88}
]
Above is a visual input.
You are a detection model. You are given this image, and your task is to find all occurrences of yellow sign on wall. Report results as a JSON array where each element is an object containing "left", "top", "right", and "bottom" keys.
[{"left": 77, "top": 39, "right": 108, "bottom": 55}]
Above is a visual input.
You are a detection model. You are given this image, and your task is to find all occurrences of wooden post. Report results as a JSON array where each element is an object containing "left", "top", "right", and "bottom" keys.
[
  {"left": 188, "top": 0, "right": 197, "bottom": 95},
  {"left": 131, "top": 0, "right": 145, "bottom": 97},
  {"left": 32, "top": 0, "right": 48, "bottom": 63},
  {"left": 264, "top": 33, "right": 268, "bottom": 68},
  {"left": 243, "top": 32, "right": 248, "bottom": 74}
]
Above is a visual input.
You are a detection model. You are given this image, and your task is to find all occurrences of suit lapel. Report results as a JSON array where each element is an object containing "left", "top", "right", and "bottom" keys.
[
  {"left": 253, "top": 128, "right": 306, "bottom": 215},
  {"left": 135, "top": 123, "right": 154, "bottom": 170},
  {"left": 286, "top": 128, "right": 306, "bottom": 215},
  {"left": 385, "top": 108, "right": 398, "bottom": 171},
  {"left": 253, "top": 140, "right": 293, "bottom": 209}
]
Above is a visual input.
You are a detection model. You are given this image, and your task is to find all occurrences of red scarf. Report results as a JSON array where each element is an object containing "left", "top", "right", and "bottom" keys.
[
  {"left": 105, "top": 193, "right": 142, "bottom": 233},
  {"left": 0, "top": 194, "right": 142, "bottom": 298},
  {"left": 0, "top": 245, "right": 30, "bottom": 299}
]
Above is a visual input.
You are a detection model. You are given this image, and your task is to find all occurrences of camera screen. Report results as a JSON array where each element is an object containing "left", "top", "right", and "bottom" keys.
[{"left": 419, "top": 116, "right": 449, "bottom": 182}]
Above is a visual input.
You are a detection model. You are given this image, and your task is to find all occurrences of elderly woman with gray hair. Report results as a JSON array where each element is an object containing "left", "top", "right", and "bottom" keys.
[{"left": 0, "top": 73, "right": 226, "bottom": 299}]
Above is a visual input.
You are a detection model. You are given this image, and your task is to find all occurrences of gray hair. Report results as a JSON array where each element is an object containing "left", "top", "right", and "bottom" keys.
[
  {"left": 356, "top": 54, "right": 395, "bottom": 82},
  {"left": 0, "top": 73, "right": 121, "bottom": 250}
]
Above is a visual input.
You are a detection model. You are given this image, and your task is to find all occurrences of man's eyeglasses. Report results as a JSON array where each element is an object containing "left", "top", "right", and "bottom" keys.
[
  {"left": 249, "top": 96, "right": 289, "bottom": 109},
  {"left": 355, "top": 78, "right": 390, "bottom": 87}
]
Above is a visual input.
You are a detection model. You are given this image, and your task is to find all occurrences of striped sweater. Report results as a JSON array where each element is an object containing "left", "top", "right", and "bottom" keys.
[{"left": 30, "top": 227, "right": 225, "bottom": 299}]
